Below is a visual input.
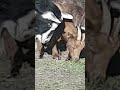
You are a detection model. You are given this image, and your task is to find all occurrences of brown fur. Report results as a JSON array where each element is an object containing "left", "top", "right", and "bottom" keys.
[
  {"left": 50, "top": 20, "right": 85, "bottom": 60},
  {"left": 51, "top": 0, "right": 85, "bottom": 60},
  {"left": 52, "top": 0, "right": 84, "bottom": 26}
]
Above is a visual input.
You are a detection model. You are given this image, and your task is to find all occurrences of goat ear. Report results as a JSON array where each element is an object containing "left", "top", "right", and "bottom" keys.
[{"left": 61, "top": 12, "right": 73, "bottom": 19}]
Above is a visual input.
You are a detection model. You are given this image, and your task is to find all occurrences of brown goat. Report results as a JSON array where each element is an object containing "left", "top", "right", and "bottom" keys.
[
  {"left": 52, "top": 0, "right": 84, "bottom": 27},
  {"left": 62, "top": 21, "right": 85, "bottom": 60},
  {"left": 51, "top": 0, "right": 85, "bottom": 60}
]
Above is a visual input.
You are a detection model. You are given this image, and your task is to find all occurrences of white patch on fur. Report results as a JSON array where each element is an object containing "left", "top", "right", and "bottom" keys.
[
  {"left": 61, "top": 12, "right": 73, "bottom": 19},
  {"left": 41, "top": 11, "right": 73, "bottom": 22},
  {"left": 41, "top": 11, "right": 61, "bottom": 23},
  {"left": 41, "top": 22, "right": 58, "bottom": 44}
]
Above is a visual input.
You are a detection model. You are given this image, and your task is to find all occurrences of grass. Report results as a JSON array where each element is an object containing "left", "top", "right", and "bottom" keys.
[{"left": 35, "top": 59, "right": 85, "bottom": 90}]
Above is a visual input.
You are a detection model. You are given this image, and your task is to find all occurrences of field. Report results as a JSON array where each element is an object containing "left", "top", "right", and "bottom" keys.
[
  {"left": 0, "top": 45, "right": 120, "bottom": 90},
  {"left": 0, "top": 51, "right": 85, "bottom": 90},
  {"left": 35, "top": 50, "right": 120, "bottom": 90},
  {"left": 35, "top": 50, "right": 85, "bottom": 90},
  {"left": 35, "top": 59, "right": 85, "bottom": 90}
]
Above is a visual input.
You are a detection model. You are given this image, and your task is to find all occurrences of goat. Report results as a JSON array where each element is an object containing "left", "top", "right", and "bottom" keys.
[{"left": 35, "top": 0, "right": 73, "bottom": 44}]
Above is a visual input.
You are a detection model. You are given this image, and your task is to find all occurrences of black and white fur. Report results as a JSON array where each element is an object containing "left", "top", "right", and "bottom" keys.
[{"left": 35, "top": 0, "right": 73, "bottom": 44}]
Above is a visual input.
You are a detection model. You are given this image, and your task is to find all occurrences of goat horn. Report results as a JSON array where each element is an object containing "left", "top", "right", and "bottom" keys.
[{"left": 77, "top": 26, "right": 82, "bottom": 41}]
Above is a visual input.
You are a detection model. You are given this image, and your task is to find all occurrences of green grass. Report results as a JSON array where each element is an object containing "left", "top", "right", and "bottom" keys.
[{"left": 35, "top": 59, "right": 85, "bottom": 90}]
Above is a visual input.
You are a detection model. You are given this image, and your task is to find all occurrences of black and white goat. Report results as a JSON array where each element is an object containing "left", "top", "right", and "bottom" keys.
[{"left": 35, "top": 0, "right": 73, "bottom": 44}]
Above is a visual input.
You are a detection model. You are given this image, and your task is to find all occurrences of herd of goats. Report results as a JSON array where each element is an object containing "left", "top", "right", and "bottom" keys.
[
  {"left": 35, "top": 0, "right": 120, "bottom": 81},
  {"left": 0, "top": 0, "right": 120, "bottom": 82},
  {"left": 35, "top": 0, "right": 85, "bottom": 60}
]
